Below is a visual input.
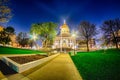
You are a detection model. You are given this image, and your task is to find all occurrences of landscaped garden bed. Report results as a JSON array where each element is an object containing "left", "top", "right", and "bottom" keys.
[
  {"left": 8, "top": 55, "right": 47, "bottom": 64},
  {"left": 1, "top": 53, "right": 59, "bottom": 73}
]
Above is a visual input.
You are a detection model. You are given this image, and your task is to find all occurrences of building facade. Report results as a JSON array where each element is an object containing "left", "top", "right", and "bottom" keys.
[{"left": 53, "top": 21, "right": 76, "bottom": 51}]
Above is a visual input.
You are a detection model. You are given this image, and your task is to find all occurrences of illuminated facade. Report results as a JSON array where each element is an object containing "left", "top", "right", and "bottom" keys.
[{"left": 53, "top": 21, "right": 76, "bottom": 50}]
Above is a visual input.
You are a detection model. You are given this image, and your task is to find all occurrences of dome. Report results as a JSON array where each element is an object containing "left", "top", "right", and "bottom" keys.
[
  {"left": 61, "top": 23, "right": 69, "bottom": 29},
  {"left": 60, "top": 21, "right": 70, "bottom": 36}
]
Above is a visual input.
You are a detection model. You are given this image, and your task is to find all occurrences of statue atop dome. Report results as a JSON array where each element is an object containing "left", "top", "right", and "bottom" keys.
[{"left": 64, "top": 19, "right": 66, "bottom": 24}]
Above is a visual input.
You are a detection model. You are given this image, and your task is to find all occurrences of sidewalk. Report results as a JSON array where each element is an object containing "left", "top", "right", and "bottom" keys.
[
  {"left": 25, "top": 54, "right": 82, "bottom": 80},
  {"left": 7, "top": 54, "right": 82, "bottom": 80}
]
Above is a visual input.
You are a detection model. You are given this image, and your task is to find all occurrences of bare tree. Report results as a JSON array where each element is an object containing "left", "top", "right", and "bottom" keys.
[
  {"left": 79, "top": 21, "right": 97, "bottom": 51},
  {"left": 17, "top": 32, "right": 29, "bottom": 47},
  {"left": 101, "top": 19, "right": 120, "bottom": 49},
  {"left": 0, "top": 0, "right": 12, "bottom": 24}
]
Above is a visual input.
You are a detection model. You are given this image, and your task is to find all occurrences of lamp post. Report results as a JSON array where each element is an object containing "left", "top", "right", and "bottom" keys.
[
  {"left": 30, "top": 33, "right": 37, "bottom": 49},
  {"left": 32, "top": 34, "right": 37, "bottom": 41},
  {"left": 72, "top": 32, "right": 77, "bottom": 55}
]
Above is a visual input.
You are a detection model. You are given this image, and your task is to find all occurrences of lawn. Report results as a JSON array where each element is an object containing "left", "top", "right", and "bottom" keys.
[
  {"left": 70, "top": 49, "right": 120, "bottom": 80},
  {"left": 0, "top": 46, "right": 45, "bottom": 54}
]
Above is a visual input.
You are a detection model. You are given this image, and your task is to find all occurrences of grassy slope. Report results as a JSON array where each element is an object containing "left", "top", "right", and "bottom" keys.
[
  {"left": 0, "top": 46, "right": 45, "bottom": 54},
  {"left": 71, "top": 49, "right": 120, "bottom": 80}
]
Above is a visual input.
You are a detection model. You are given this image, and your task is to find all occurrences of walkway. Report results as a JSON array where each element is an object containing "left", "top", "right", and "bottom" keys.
[{"left": 7, "top": 54, "right": 82, "bottom": 80}]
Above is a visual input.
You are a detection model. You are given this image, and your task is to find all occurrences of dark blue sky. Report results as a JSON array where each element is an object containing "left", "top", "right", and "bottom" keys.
[{"left": 8, "top": 0, "right": 120, "bottom": 33}]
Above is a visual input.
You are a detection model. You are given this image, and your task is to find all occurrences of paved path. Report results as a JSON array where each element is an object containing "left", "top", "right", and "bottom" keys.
[
  {"left": 7, "top": 54, "right": 82, "bottom": 80},
  {"left": 26, "top": 54, "right": 82, "bottom": 80}
]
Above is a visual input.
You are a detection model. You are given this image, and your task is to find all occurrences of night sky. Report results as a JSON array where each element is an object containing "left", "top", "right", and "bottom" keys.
[{"left": 8, "top": 0, "right": 120, "bottom": 33}]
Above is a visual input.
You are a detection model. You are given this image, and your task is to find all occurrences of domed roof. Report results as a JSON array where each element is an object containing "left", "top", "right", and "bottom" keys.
[
  {"left": 60, "top": 20, "right": 70, "bottom": 36},
  {"left": 61, "top": 23, "right": 69, "bottom": 29},
  {"left": 61, "top": 20, "right": 69, "bottom": 29}
]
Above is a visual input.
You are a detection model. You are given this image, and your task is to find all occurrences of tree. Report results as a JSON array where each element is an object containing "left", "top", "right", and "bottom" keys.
[
  {"left": 79, "top": 21, "right": 97, "bottom": 51},
  {"left": 5, "top": 26, "right": 15, "bottom": 35},
  {"left": 28, "top": 39, "right": 34, "bottom": 48},
  {"left": 17, "top": 32, "right": 29, "bottom": 47},
  {"left": 0, "top": 26, "right": 15, "bottom": 45},
  {"left": 0, "top": 0, "right": 12, "bottom": 24},
  {"left": 114, "top": 18, "right": 120, "bottom": 30},
  {"left": 101, "top": 19, "right": 120, "bottom": 49},
  {"left": 0, "top": 0, "right": 13, "bottom": 45},
  {"left": 30, "top": 22, "right": 57, "bottom": 48},
  {"left": 0, "top": 28, "right": 10, "bottom": 45}
]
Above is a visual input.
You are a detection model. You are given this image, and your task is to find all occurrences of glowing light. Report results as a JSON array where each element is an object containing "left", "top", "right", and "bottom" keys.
[
  {"left": 64, "top": 19, "right": 66, "bottom": 24},
  {"left": 52, "top": 45, "right": 55, "bottom": 49},
  {"left": 30, "top": 33, "right": 37, "bottom": 41},
  {"left": 71, "top": 30, "right": 78, "bottom": 38},
  {"left": 72, "top": 33, "right": 76, "bottom": 37},
  {"left": 33, "top": 35, "right": 37, "bottom": 40}
]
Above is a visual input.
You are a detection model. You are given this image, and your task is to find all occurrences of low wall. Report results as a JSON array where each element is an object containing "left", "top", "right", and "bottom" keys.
[{"left": 1, "top": 53, "right": 59, "bottom": 73}]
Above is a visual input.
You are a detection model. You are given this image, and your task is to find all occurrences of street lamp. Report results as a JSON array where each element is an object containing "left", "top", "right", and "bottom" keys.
[
  {"left": 32, "top": 33, "right": 37, "bottom": 41},
  {"left": 72, "top": 30, "right": 77, "bottom": 55},
  {"left": 30, "top": 33, "right": 38, "bottom": 49}
]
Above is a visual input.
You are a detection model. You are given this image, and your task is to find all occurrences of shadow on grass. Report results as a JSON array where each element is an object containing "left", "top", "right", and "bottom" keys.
[{"left": 0, "top": 60, "right": 17, "bottom": 75}]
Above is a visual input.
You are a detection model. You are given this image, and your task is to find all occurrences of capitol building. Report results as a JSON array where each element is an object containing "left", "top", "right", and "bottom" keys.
[{"left": 53, "top": 21, "right": 76, "bottom": 51}]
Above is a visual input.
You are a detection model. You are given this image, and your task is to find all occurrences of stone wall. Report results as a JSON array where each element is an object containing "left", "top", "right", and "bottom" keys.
[{"left": 1, "top": 54, "right": 59, "bottom": 73}]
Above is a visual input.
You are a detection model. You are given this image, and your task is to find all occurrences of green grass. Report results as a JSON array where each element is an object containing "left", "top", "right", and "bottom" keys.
[
  {"left": 70, "top": 49, "right": 120, "bottom": 80},
  {"left": 0, "top": 46, "right": 45, "bottom": 54}
]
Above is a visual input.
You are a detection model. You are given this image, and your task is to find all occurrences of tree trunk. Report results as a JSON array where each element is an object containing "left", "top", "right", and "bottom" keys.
[
  {"left": 110, "top": 26, "right": 118, "bottom": 49},
  {"left": 41, "top": 39, "right": 44, "bottom": 48},
  {"left": 114, "top": 37, "right": 118, "bottom": 49},
  {"left": 44, "top": 41, "right": 46, "bottom": 48},
  {"left": 42, "top": 39, "right": 46, "bottom": 48},
  {"left": 45, "top": 40, "right": 48, "bottom": 48},
  {"left": 45, "top": 39, "right": 50, "bottom": 48},
  {"left": 45, "top": 35, "right": 49, "bottom": 48},
  {"left": 42, "top": 42, "right": 44, "bottom": 48},
  {"left": 112, "top": 33, "right": 118, "bottom": 49},
  {"left": 86, "top": 39, "right": 89, "bottom": 52}
]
